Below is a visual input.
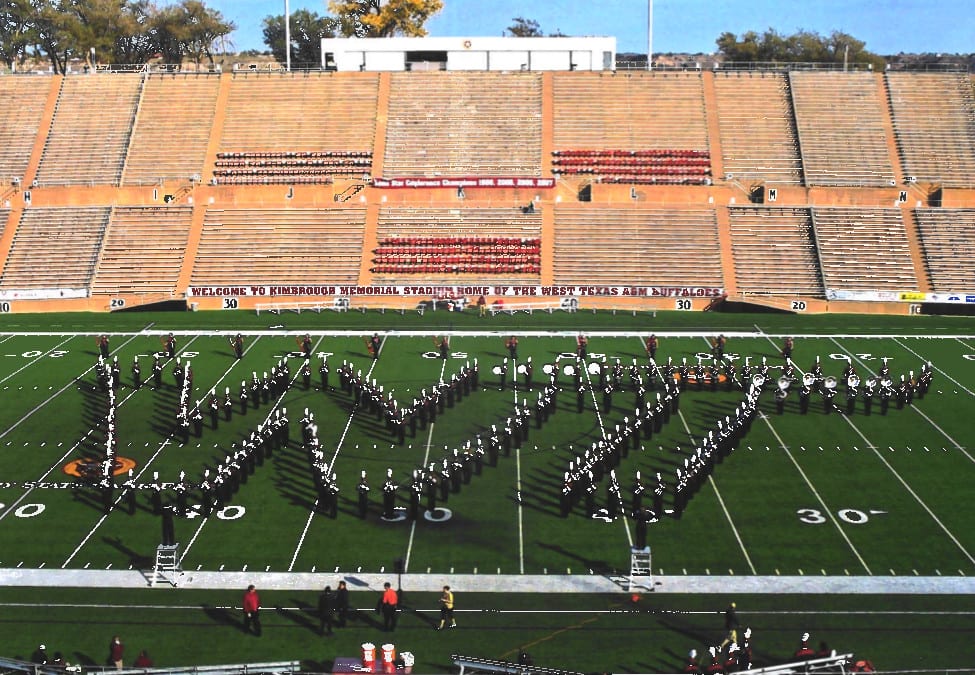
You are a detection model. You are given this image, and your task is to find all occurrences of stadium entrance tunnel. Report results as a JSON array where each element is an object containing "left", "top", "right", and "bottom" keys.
[
  {"left": 709, "top": 299, "right": 796, "bottom": 314},
  {"left": 917, "top": 302, "right": 975, "bottom": 317},
  {"left": 111, "top": 299, "right": 188, "bottom": 313}
]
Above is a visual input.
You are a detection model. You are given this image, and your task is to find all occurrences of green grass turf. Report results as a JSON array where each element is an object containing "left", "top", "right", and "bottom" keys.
[
  {"left": 0, "top": 588, "right": 973, "bottom": 673},
  {"left": 0, "top": 309, "right": 973, "bottom": 671}
]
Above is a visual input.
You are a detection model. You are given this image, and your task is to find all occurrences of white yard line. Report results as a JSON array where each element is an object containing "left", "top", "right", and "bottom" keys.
[
  {"left": 759, "top": 412, "right": 872, "bottom": 574},
  {"left": 828, "top": 338, "right": 975, "bottom": 567},
  {"left": 893, "top": 337, "right": 975, "bottom": 398},
  {"left": 289, "top": 336, "right": 384, "bottom": 571},
  {"left": 179, "top": 515, "right": 211, "bottom": 564},
  {"left": 675, "top": 407, "right": 756, "bottom": 575},
  {"left": 325, "top": 336, "right": 383, "bottom": 475},
  {"left": 62, "top": 334, "right": 269, "bottom": 567},
  {"left": 0, "top": 332, "right": 144, "bottom": 442},
  {"left": 515, "top": 447, "right": 525, "bottom": 574},
  {"left": 63, "top": 440, "right": 171, "bottom": 567},
  {"left": 0, "top": 335, "right": 75, "bottom": 385},
  {"left": 828, "top": 338, "right": 971, "bottom": 459},
  {"left": 403, "top": 422, "right": 437, "bottom": 574}
]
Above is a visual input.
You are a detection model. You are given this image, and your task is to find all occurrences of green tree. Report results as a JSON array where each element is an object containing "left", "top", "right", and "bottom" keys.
[
  {"left": 328, "top": 0, "right": 443, "bottom": 38},
  {"left": 178, "top": 0, "right": 234, "bottom": 67},
  {"left": 262, "top": 9, "right": 337, "bottom": 65},
  {"left": 505, "top": 16, "right": 542, "bottom": 37},
  {"left": 0, "top": 0, "right": 36, "bottom": 69},
  {"left": 716, "top": 27, "right": 884, "bottom": 67}
]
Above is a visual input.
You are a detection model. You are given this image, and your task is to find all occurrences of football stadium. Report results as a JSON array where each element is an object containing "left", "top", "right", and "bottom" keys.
[{"left": 0, "top": 8, "right": 974, "bottom": 675}]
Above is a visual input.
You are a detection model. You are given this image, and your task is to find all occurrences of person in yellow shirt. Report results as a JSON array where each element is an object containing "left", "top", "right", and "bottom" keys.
[{"left": 437, "top": 585, "right": 456, "bottom": 630}]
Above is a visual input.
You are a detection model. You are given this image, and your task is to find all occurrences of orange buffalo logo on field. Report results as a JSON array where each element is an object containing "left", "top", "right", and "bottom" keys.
[{"left": 63, "top": 456, "right": 136, "bottom": 478}]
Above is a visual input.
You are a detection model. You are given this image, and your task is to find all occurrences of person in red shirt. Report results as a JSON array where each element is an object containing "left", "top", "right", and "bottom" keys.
[
  {"left": 108, "top": 636, "right": 124, "bottom": 669},
  {"left": 795, "top": 632, "right": 815, "bottom": 660},
  {"left": 380, "top": 581, "right": 398, "bottom": 632},
  {"left": 646, "top": 334, "right": 658, "bottom": 360},
  {"left": 133, "top": 650, "right": 153, "bottom": 668},
  {"left": 243, "top": 585, "right": 262, "bottom": 636}
]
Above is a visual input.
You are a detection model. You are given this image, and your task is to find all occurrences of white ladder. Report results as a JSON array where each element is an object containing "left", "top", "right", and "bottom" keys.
[
  {"left": 150, "top": 543, "right": 181, "bottom": 587},
  {"left": 628, "top": 546, "right": 652, "bottom": 591}
]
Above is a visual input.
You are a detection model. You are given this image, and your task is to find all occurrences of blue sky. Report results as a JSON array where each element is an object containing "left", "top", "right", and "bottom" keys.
[{"left": 208, "top": 0, "right": 973, "bottom": 56}]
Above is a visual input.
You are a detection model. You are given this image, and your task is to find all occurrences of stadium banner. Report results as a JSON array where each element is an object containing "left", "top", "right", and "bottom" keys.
[
  {"left": 0, "top": 288, "right": 88, "bottom": 301},
  {"left": 827, "top": 289, "right": 975, "bottom": 304},
  {"left": 188, "top": 285, "right": 725, "bottom": 298},
  {"left": 371, "top": 176, "right": 556, "bottom": 189}
]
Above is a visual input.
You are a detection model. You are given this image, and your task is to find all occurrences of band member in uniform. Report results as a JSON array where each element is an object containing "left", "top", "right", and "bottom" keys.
[
  {"left": 97, "top": 335, "right": 110, "bottom": 359},
  {"left": 712, "top": 334, "right": 727, "bottom": 360},
  {"left": 230, "top": 333, "right": 244, "bottom": 359},
  {"left": 298, "top": 334, "right": 313, "bottom": 359},
  {"left": 131, "top": 356, "right": 141, "bottom": 389},
  {"left": 163, "top": 333, "right": 176, "bottom": 359},
  {"left": 576, "top": 334, "right": 588, "bottom": 359},
  {"left": 368, "top": 333, "right": 381, "bottom": 359},
  {"left": 437, "top": 336, "right": 450, "bottom": 359},
  {"left": 357, "top": 470, "right": 370, "bottom": 519},
  {"left": 782, "top": 336, "right": 794, "bottom": 360},
  {"left": 506, "top": 336, "right": 518, "bottom": 360},
  {"left": 646, "top": 334, "right": 658, "bottom": 360}
]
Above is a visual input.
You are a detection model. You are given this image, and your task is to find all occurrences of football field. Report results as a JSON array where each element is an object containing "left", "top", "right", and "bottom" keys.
[{"left": 0, "top": 313, "right": 973, "bottom": 581}]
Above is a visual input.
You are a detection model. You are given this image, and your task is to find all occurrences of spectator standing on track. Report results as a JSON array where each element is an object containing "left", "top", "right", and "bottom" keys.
[
  {"left": 720, "top": 602, "right": 739, "bottom": 649},
  {"left": 380, "top": 581, "right": 398, "bottom": 632},
  {"left": 108, "top": 635, "right": 124, "bottom": 669},
  {"left": 476, "top": 294, "right": 487, "bottom": 317},
  {"left": 242, "top": 585, "right": 262, "bottom": 636},
  {"left": 319, "top": 585, "right": 336, "bottom": 636},
  {"left": 336, "top": 580, "right": 350, "bottom": 627},
  {"left": 31, "top": 644, "right": 48, "bottom": 664},
  {"left": 437, "top": 585, "right": 456, "bottom": 630},
  {"left": 795, "top": 632, "right": 815, "bottom": 660},
  {"left": 134, "top": 650, "right": 154, "bottom": 668}
]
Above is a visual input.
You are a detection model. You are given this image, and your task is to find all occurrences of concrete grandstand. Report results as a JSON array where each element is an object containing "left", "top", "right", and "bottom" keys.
[{"left": 0, "top": 66, "right": 974, "bottom": 315}]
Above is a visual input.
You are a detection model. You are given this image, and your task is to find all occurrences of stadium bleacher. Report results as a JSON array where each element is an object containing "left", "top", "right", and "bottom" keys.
[
  {"left": 190, "top": 208, "right": 367, "bottom": 287},
  {"left": 914, "top": 208, "right": 975, "bottom": 291},
  {"left": 728, "top": 206, "right": 825, "bottom": 297},
  {"left": 122, "top": 74, "right": 220, "bottom": 185},
  {"left": 35, "top": 75, "right": 142, "bottom": 186},
  {"left": 90, "top": 205, "right": 193, "bottom": 296},
  {"left": 0, "top": 206, "right": 110, "bottom": 290},
  {"left": 713, "top": 72, "right": 804, "bottom": 185},
  {"left": 885, "top": 72, "right": 975, "bottom": 187},
  {"left": 0, "top": 68, "right": 972, "bottom": 312},
  {"left": 384, "top": 71, "right": 543, "bottom": 176},
  {"left": 811, "top": 207, "right": 918, "bottom": 291},
  {"left": 788, "top": 71, "right": 896, "bottom": 187},
  {"left": 553, "top": 207, "right": 723, "bottom": 287},
  {"left": 0, "top": 76, "right": 53, "bottom": 185}
]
